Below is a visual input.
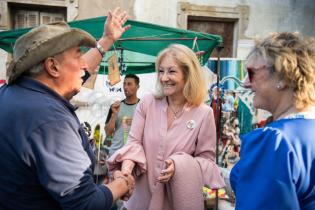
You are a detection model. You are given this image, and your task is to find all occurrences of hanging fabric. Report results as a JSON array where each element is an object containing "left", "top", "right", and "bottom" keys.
[{"left": 107, "top": 53, "right": 121, "bottom": 86}]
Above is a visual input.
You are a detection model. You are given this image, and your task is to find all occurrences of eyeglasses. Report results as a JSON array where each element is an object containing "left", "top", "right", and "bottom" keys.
[{"left": 246, "top": 65, "right": 270, "bottom": 83}]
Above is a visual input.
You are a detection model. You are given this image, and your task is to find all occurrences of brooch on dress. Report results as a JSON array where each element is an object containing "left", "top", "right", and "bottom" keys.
[{"left": 186, "top": 120, "right": 196, "bottom": 129}]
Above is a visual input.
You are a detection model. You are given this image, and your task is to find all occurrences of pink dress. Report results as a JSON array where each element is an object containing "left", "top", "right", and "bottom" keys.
[{"left": 108, "top": 94, "right": 224, "bottom": 210}]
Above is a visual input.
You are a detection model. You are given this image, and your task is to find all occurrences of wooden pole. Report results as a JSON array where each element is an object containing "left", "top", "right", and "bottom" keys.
[{"left": 215, "top": 45, "right": 224, "bottom": 210}]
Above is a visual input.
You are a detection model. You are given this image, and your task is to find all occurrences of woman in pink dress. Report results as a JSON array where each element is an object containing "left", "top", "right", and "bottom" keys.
[{"left": 108, "top": 44, "right": 224, "bottom": 210}]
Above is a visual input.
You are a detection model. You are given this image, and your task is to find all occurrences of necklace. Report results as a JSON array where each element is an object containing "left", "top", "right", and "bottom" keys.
[
  {"left": 168, "top": 105, "right": 183, "bottom": 120},
  {"left": 166, "top": 97, "right": 184, "bottom": 120}
]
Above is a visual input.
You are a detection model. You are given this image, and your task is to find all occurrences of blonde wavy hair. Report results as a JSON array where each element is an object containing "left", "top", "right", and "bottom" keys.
[
  {"left": 247, "top": 32, "right": 315, "bottom": 110},
  {"left": 154, "top": 44, "right": 207, "bottom": 106}
]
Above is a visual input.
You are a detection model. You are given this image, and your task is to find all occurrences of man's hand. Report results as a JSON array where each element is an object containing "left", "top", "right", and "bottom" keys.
[
  {"left": 111, "top": 101, "right": 121, "bottom": 114},
  {"left": 83, "top": 7, "right": 130, "bottom": 75},
  {"left": 104, "top": 7, "right": 131, "bottom": 42},
  {"left": 113, "top": 170, "right": 135, "bottom": 201}
]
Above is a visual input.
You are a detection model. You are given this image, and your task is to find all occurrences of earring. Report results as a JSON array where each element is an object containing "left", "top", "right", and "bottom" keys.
[{"left": 276, "top": 82, "right": 283, "bottom": 90}]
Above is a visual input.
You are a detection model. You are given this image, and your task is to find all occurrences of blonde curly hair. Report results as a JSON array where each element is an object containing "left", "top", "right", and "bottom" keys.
[
  {"left": 154, "top": 44, "right": 206, "bottom": 106},
  {"left": 247, "top": 32, "right": 315, "bottom": 110}
]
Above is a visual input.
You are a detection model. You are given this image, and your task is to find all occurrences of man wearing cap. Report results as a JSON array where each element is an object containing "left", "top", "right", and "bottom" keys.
[{"left": 0, "top": 8, "right": 134, "bottom": 210}]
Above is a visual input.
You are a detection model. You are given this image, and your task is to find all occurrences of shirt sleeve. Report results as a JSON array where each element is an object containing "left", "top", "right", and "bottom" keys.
[
  {"left": 193, "top": 107, "right": 225, "bottom": 189},
  {"left": 24, "top": 119, "right": 113, "bottom": 210}
]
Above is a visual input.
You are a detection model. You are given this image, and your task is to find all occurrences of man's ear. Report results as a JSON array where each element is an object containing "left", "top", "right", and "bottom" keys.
[{"left": 44, "top": 57, "right": 60, "bottom": 77}]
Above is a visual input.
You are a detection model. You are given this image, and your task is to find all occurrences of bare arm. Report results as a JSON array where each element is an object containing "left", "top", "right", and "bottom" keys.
[
  {"left": 105, "top": 112, "right": 117, "bottom": 136},
  {"left": 83, "top": 37, "right": 115, "bottom": 74},
  {"left": 121, "top": 159, "right": 136, "bottom": 175},
  {"left": 83, "top": 8, "right": 130, "bottom": 74},
  {"left": 104, "top": 101, "right": 120, "bottom": 136}
]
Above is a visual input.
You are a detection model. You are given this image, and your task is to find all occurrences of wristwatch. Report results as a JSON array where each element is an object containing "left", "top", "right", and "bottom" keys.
[{"left": 96, "top": 42, "right": 106, "bottom": 57}]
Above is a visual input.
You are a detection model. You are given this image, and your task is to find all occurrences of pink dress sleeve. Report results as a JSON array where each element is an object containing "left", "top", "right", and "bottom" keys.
[
  {"left": 193, "top": 108, "right": 225, "bottom": 189},
  {"left": 107, "top": 95, "right": 150, "bottom": 174}
]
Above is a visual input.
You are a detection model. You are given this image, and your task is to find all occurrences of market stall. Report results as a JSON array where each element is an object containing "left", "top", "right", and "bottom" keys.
[{"left": 0, "top": 16, "right": 222, "bottom": 74}]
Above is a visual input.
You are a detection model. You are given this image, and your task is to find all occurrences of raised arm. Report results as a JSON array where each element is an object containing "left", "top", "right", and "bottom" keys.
[
  {"left": 105, "top": 101, "right": 121, "bottom": 136},
  {"left": 83, "top": 7, "right": 130, "bottom": 74}
]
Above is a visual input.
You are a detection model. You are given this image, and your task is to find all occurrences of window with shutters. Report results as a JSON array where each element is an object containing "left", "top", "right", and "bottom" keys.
[
  {"left": 41, "top": 14, "right": 51, "bottom": 25},
  {"left": 14, "top": 11, "right": 27, "bottom": 29},
  {"left": 14, "top": 10, "right": 39, "bottom": 29},
  {"left": 13, "top": 9, "right": 65, "bottom": 29},
  {"left": 28, "top": 11, "right": 39, "bottom": 27},
  {"left": 40, "top": 12, "right": 64, "bottom": 25},
  {"left": 54, "top": 15, "right": 64, "bottom": 22}
]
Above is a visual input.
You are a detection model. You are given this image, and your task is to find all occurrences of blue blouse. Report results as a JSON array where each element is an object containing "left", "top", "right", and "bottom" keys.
[{"left": 230, "top": 116, "right": 315, "bottom": 210}]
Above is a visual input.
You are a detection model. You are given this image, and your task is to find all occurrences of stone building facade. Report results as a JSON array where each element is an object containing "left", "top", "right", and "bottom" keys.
[{"left": 0, "top": 0, "right": 314, "bottom": 80}]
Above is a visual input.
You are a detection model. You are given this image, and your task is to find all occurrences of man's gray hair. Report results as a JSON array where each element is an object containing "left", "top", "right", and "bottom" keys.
[{"left": 24, "top": 62, "right": 45, "bottom": 78}]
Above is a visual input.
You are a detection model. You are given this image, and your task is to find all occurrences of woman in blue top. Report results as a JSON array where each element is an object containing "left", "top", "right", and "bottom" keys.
[{"left": 230, "top": 32, "right": 315, "bottom": 210}]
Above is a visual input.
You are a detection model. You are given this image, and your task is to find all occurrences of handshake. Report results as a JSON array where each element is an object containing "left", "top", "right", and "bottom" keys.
[{"left": 111, "top": 170, "right": 135, "bottom": 201}]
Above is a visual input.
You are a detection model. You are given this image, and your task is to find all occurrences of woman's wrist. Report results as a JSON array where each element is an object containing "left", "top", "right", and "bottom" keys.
[
  {"left": 121, "top": 167, "right": 132, "bottom": 175},
  {"left": 121, "top": 160, "right": 135, "bottom": 174}
]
